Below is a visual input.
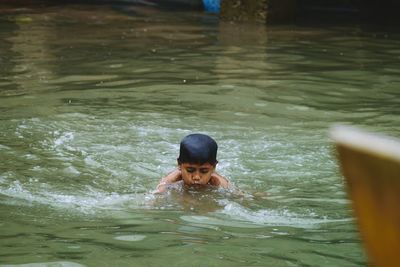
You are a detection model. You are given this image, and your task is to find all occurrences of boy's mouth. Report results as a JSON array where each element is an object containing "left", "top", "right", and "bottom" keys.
[{"left": 190, "top": 181, "right": 205, "bottom": 186}]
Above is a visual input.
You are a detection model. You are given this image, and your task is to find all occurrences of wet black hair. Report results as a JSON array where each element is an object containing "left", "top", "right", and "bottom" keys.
[{"left": 177, "top": 133, "right": 218, "bottom": 165}]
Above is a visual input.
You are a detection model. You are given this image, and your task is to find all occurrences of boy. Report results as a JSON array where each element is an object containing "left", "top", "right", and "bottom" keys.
[{"left": 155, "top": 133, "right": 230, "bottom": 193}]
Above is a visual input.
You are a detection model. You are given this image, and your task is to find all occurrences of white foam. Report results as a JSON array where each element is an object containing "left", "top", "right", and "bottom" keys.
[
  {"left": 217, "top": 202, "right": 351, "bottom": 229},
  {"left": 0, "top": 180, "right": 149, "bottom": 214},
  {"left": 54, "top": 132, "right": 74, "bottom": 146}
]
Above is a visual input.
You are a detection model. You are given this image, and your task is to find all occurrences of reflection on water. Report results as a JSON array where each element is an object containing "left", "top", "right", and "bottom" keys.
[{"left": 1, "top": 2, "right": 399, "bottom": 266}]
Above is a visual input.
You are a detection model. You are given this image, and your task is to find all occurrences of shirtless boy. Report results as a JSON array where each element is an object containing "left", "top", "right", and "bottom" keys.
[{"left": 155, "top": 133, "right": 230, "bottom": 193}]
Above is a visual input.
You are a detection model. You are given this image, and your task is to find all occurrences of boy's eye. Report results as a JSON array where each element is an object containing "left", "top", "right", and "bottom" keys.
[
  {"left": 186, "top": 168, "right": 195, "bottom": 173},
  {"left": 200, "top": 168, "right": 210, "bottom": 174}
]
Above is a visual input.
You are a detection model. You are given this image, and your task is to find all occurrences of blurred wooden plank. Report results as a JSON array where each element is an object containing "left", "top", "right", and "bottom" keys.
[{"left": 331, "top": 125, "right": 400, "bottom": 267}]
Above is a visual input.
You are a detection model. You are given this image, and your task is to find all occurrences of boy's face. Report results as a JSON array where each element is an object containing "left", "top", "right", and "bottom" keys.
[{"left": 179, "top": 162, "right": 216, "bottom": 186}]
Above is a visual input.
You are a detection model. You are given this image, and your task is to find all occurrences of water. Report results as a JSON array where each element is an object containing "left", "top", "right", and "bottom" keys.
[{"left": 1, "top": 3, "right": 400, "bottom": 266}]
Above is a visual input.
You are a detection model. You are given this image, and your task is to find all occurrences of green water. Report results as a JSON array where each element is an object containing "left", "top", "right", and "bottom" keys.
[{"left": 1, "top": 3, "right": 400, "bottom": 266}]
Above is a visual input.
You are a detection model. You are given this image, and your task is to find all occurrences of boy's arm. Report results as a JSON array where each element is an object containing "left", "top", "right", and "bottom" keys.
[
  {"left": 154, "top": 169, "right": 182, "bottom": 193},
  {"left": 209, "top": 172, "right": 230, "bottom": 188}
]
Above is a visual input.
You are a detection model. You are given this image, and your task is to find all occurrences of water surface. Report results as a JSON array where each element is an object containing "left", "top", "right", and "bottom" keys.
[{"left": 1, "top": 3, "right": 400, "bottom": 266}]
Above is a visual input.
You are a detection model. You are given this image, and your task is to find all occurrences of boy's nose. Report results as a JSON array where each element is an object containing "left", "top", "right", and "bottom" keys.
[{"left": 193, "top": 173, "right": 200, "bottom": 180}]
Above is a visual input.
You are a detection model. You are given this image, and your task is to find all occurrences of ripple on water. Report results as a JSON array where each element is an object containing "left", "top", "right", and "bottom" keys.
[
  {"left": 178, "top": 200, "right": 352, "bottom": 230},
  {"left": 180, "top": 215, "right": 263, "bottom": 229},
  {"left": 50, "top": 74, "right": 118, "bottom": 84},
  {"left": 114, "top": 234, "right": 146, "bottom": 242},
  {"left": 217, "top": 202, "right": 352, "bottom": 229},
  {"left": 0, "top": 262, "right": 86, "bottom": 267}
]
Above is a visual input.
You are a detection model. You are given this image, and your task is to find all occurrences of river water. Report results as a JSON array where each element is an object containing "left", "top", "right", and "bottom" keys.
[{"left": 1, "top": 3, "right": 399, "bottom": 266}]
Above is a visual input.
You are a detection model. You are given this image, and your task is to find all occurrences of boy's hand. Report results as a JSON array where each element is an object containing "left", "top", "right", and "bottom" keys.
[
  {"left": 209, "top": 172, "right": 230, "bottom": 188},
  {"left": 154, "top": 169, "right": 182, "bottom": 194}
]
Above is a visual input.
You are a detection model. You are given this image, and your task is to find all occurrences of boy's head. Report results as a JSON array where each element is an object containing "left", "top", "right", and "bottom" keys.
[
  {"left": 177, "top": 134, "right": 218, "bottom": 186},
  {"left": 177, "top": 133, "right": 218, "bottom": 165}
]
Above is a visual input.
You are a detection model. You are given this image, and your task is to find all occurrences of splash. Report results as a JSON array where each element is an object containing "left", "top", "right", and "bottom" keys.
[
  {"left": 0, "top": 179, "right": 151, "bottom": 214},
  {"left": 181, "top": 200, "right": 351, "bottom": 230}
]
